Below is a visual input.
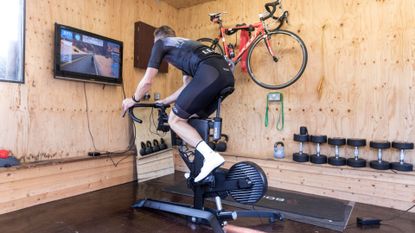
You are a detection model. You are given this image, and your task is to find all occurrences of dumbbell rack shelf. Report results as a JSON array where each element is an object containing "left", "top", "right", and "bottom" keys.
[
  {"left": 136, "top": 148, "right": 174, "bottom": 183},
  {"left": 174, "top": 150, "right": 415, "bottom": 213}
]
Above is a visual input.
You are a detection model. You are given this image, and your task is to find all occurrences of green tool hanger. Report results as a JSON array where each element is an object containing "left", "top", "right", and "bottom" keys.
[{"left": 265, "top": 92, "right": 284, "bottom": 131}]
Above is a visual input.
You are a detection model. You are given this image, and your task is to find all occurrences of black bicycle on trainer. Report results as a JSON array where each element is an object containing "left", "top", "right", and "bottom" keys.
[
  {"left": 198, "top": 0, "right": 307, "bottom": 90},
  {"left": 127, "top": 87, "right": 283, "bottom": 233}
]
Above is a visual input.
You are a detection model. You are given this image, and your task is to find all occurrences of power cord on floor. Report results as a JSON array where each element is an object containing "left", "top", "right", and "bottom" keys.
[
  {"left": 344, "top": 204, "right": 415, "bottom": 230},
  {"left": 83, "top": 82, "right": 137, "bottom": 167},
  {"left": 382, "top": 204, "right": 415, "bottom": 222}
]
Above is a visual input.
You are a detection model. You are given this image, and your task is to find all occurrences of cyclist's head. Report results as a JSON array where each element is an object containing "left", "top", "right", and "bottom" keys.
[{"left": 154, "top": 26, "right": 176, "bottom": 42}]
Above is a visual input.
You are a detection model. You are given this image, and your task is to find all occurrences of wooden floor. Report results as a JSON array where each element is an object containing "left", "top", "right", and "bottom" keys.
[{"left": 0, "top": 173, "right": 413, "bottom": 233}]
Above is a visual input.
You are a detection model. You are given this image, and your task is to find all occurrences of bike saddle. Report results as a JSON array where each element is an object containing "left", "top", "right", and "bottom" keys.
[
  {"left": 219, "top": 86, "right": 235, "bottom": 100},
  {"left": 209, "top": 12, "right": 224, "bottom": 17},
  {"left": 209, "top": 12, "right": 226, "bottom": 22}
]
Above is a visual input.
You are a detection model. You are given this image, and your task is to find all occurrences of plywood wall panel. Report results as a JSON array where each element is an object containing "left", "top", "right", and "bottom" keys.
[
  {"left": 162, "top": 0, "right": 216, "bottom": 9},
  {"left": 177, "top": 0, "right": 415, "bottom": 164},
  {"left": 174, "top": 0, "right": 415, "bottom": 210},
  {"left": 0, "top": 0, "right": 181, "bottom": 161}
]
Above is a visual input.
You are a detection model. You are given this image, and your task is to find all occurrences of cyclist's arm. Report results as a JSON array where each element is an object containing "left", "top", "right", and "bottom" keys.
[
  {"left": 162, "top": 75, "right": 191, "bottom": 105},
  {"left": 133, "top": 40, "right": 165, "bottom": 101},
  {"left": 133, "top": 67, "right": 158, "bottom": 101}
]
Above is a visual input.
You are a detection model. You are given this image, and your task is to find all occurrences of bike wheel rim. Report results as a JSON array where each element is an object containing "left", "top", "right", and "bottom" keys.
[{"left": 247, "top": 30, "right": 308, "bottom": 90}]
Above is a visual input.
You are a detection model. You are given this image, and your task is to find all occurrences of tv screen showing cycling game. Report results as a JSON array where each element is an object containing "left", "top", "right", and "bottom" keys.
[{"left": 54, "top": 23, "right": 123, "bottom": 85}]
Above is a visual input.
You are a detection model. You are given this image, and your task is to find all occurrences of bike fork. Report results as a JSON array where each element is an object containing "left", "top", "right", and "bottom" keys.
[{"left": 264, "top": 35, "right": 279, "bottom": 62}]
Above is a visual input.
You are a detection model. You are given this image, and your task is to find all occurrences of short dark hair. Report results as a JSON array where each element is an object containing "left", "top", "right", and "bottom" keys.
[{"left": 154, "top": 25, "right": 176, "bottom": 39}]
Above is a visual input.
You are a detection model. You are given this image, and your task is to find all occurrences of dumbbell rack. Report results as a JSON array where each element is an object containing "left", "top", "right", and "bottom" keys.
[{"left": 290, "top": 128, "right": 414, "bottom": 172}]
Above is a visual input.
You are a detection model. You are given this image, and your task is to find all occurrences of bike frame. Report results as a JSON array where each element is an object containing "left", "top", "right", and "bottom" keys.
[{"left": 215, "top": 20, "right": 276, "bottom": 65}]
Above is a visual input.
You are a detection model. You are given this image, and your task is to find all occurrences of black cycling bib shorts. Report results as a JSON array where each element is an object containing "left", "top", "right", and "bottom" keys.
[{"left": 147, "top": 37, "right": 235, "bottom": 119}]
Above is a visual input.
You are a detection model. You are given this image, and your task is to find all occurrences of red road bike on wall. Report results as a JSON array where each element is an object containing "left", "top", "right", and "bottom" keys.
[{"left": 198, "top": 0, "right": 307, "bottom": 89}]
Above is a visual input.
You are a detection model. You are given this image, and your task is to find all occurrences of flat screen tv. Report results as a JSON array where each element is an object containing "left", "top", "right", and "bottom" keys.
[{"left": 54, "top": 23, "right": 123, "bottom": 85}]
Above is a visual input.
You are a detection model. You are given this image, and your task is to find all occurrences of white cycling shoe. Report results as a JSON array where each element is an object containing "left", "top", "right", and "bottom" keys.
[
  {"left": 194, "top": 152, "right": 225, "bottom": 182},
  {"left": 184, "top": 172, "right": 190, "bottom": 179}
]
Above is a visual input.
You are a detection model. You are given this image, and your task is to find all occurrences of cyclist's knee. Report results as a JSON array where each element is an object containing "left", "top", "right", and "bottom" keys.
[{"left": 168, "top": 111, "right": 186, "bottom": 127}]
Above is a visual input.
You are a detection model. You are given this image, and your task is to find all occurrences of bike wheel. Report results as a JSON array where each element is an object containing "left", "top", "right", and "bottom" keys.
[
  {"left": 247, "top": 30, "right": 307, "bottom": 89},
  {"left": 197, "top": 38, "right": 224, "bottom": 55}
]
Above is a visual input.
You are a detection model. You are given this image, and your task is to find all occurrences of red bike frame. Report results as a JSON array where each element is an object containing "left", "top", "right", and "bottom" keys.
[{"left": 216, "top": 21, "right": 276, "bottom": 64}]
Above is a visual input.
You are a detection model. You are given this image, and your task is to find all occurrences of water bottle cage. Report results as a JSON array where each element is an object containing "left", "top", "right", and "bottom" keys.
[{"left": 227, "top": 44, "right": 235, "bottom": 58}]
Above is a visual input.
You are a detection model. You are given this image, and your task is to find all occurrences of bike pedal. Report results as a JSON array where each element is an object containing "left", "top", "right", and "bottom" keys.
[{"left": 200, "top": 174, "right": 215, "bottom": 185}]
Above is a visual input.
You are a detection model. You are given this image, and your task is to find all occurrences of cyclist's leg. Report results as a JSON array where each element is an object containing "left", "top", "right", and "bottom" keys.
[
  {"left": 168, "top": 112, "right": 203, "bottom": 146},
  {"left": 196, "top": 89, "right": 233, "bottom": 119},
  {"left": 170, "top": 63, "right": 232, "bottom": 145},
  {"left": 170, "top": 58, "right": 234, "bottom": 182}
]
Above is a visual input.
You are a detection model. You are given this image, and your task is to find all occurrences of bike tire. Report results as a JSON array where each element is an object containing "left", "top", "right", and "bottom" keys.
[
  {"left": 247, "top": 30, "right": 308, "bottom": 90},
  {"left": 197, "top": 37, "right": 224, "bottom": 55}
]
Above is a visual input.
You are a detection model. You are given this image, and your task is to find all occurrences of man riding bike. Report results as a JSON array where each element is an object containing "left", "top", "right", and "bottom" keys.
[{"left": 122, "top": 25, "right": 234, "bottom": 182}]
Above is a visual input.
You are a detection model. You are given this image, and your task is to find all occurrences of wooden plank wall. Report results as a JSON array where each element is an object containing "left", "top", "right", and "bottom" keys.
[
  {"left": 0, "top": 154, "right": 135, "bottom": 215},
  {"left": 161, "top": 0, "right": 216, "bottom": 9},
  {"left": 175, "top": 0, "right": 415, "bottom": 210},
  {"left": 0, "top": 0, "right": 181, "bottom": 162},
  {"left": 136, "top": 149, "right": 174, "bottom": 182},
  {"left": 177, "top": 0, "right": 415, "bottom": 163}
]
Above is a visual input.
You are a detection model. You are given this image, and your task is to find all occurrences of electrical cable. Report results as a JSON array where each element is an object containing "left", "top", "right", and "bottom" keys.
[
  {"left": 379, "top": 222, "right": 406, "bottom": 233},
  {"left": 120, "top": 81, "right": 127, "bottom": 99},
  {"left": 148, "top": 107, "right": 167, "bottom": 137},
  {"left": 102, "top": 83, "right": 137, "bottom": 167},
  {"left": 83, "top": 83, "right": 98, "bottom": 151},
  {"left": 382, "top": 204, "right": 415, "bottom": 222},
  {"left": 344, "top": 204, "right": 415, "bottom": 230},
  {"left": 83, "top": 82, "right": 136, "bottom": 167}
]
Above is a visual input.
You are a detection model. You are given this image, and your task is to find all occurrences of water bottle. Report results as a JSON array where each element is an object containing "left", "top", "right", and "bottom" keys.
[{"left": 227, "top": 44, "right": 235, "bottom": 59}]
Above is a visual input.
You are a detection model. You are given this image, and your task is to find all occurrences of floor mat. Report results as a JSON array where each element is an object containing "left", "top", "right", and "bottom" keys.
[{"left": 164, "top": 178, "right": 354, "bottom": 232}]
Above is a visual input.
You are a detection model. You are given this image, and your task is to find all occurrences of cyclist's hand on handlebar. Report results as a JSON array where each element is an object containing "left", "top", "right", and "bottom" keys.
[
  {"left": 121, "top": 98, "right": 136, "bottom": 117},
  {"left": 155, "top": 99, "right": 164, "bottom": 104},
  {"left": 155, "top": 99, "right": 169, "bottom": 106}
]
